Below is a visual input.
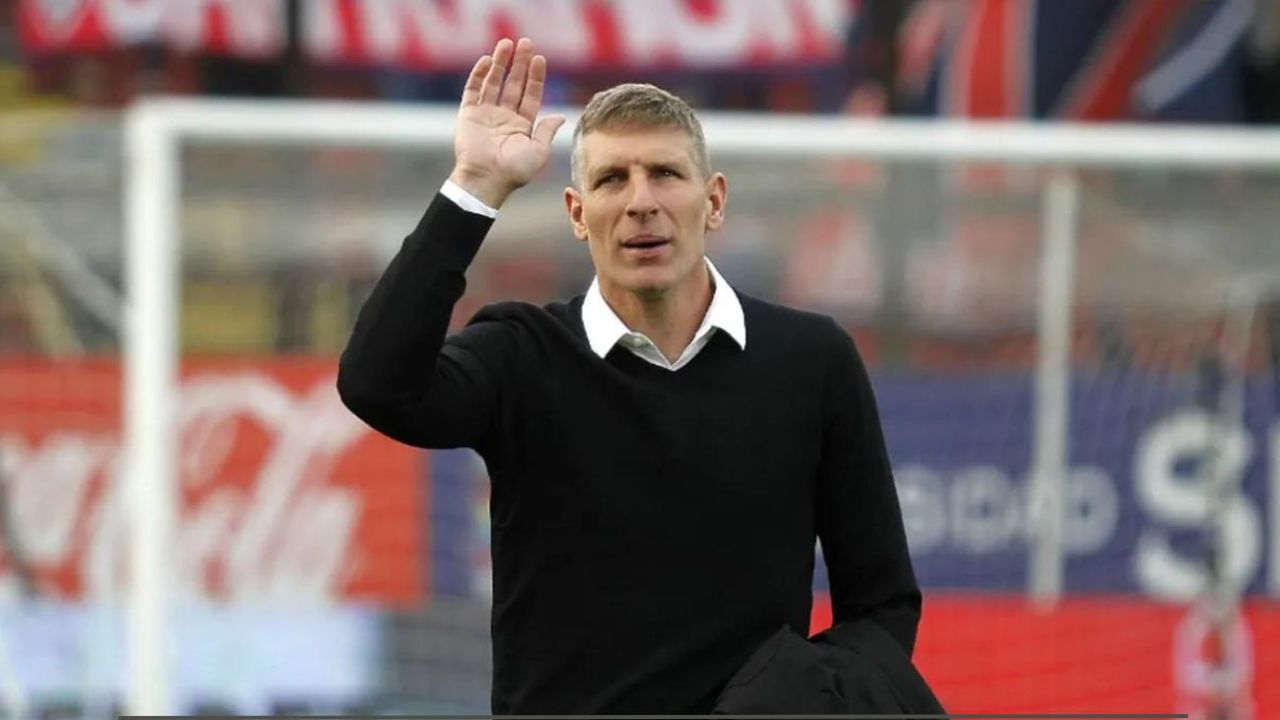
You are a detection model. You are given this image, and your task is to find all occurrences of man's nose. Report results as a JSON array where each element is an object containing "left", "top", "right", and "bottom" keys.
[{"left": 625, "top": 176, "right": 658, "bottom": 218}]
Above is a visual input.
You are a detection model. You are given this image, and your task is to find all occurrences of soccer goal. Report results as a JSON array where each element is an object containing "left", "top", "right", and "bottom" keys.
[{"left": 9, "top": 100, "right": 1277, "bottom": 716}]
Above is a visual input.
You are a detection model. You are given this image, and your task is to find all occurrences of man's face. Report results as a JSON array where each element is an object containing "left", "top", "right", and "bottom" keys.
[{"left": 565, "top": 127, "right": 727, "bottom": 298}]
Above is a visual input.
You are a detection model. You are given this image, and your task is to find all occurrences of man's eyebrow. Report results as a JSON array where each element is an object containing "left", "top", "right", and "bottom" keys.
[{"left": 588, "top": 163, "right": 626, "bottom": 179}]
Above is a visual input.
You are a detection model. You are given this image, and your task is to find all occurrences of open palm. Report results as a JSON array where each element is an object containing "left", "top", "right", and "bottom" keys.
[{"left": 452, "top": 38, "right": 565, "bottom": 207}]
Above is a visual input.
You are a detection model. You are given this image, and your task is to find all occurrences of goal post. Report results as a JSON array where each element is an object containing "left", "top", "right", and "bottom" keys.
[
  {"left": 120, "top": 98, "right": 1280, "bottom": 715},
  {"left": 123, "top": 102, "right": 180, "bottom": 718}
]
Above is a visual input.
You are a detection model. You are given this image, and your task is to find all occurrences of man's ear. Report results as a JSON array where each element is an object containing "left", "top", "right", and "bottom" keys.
[
  {"left": 564, "top": 186, "right": 588, "bottom": 241},
  {"left": 705, "top": 172, "right": 728, "bottom": 232}
]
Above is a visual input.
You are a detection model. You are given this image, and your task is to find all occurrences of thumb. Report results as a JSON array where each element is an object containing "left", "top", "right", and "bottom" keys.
[{"left": 533, "top": 114, "right": 567, "bottom": 149}]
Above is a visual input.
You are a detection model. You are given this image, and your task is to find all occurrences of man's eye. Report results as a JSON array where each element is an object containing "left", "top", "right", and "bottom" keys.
[
  {"left": 596, "top": 174, "right": 622, "bottom": 186},
  {"left": 659, "top": 168, "right": 679, "bottom": 177}
]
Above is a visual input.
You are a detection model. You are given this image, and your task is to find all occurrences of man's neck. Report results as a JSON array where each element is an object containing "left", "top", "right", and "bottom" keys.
[{"left": 600, "top": 262, "right": 713, "bottom": 363}]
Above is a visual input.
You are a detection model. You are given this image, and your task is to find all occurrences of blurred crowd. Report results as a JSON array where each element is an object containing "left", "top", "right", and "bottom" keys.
[{"left": 3, "top": 0, "right": 1278, "bottom": 123}]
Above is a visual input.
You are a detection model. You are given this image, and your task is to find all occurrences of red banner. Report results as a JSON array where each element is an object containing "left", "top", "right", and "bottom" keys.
[
  {"left": 0, "top": 357, "right": 422, "bottom": 604},
  {"left": 812, "top": 593, "right": 1280, "bottom": 718},
  {"left": 17, "top": 0, "right": 853, "bottom": 69},
  {"left": 17, "top": 0, "right": 286, "bottom": 58}
]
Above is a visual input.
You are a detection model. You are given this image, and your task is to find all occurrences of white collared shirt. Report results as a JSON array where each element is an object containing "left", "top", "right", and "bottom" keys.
[
  {"left": 581, "top": 260, "right": 745, "bottom": 371},
  {"left": 440, "top": 180, "right": 747, "bottom": 371}
]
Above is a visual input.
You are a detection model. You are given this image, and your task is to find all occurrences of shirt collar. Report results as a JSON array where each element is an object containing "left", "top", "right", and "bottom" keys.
[{"left": 581, "top": 258, "right": 746, "bottom": 359}]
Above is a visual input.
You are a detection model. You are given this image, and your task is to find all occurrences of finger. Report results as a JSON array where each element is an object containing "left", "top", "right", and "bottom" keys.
[
  {"left": 481, "top": 38, "right": 514, "bottom": 104},
  {"left": 518, "top": 54, "right": 548, "bottom": 123},
  {"left": 460, "top": 55, "right": 492, "bottom": 107},
  {"left": 499, "top": 38, "right": 534, "bottom": 110},
  {"left": 533, "top": 114, "right": 566, "bottom": 149}
]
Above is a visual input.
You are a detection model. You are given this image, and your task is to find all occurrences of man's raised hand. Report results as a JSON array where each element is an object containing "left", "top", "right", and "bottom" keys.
[{"left": 449, "top": 37, "right": 566, "bottom": 209}]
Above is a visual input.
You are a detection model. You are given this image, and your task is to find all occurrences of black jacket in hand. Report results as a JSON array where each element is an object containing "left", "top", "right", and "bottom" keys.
[{"left": 714, "top": 619, "right": 946, "bottom": 716}]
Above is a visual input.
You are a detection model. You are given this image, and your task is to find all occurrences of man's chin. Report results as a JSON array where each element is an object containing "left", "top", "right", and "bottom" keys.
[
  {"left": 628, "top": 284, "right": 671, "bottom": 300},
  {"left": 613, "top": 269, "right": 677, "bottom": 298}
]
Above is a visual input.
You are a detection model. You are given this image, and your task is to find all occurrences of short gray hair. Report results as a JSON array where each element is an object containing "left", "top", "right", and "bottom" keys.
[{"left": 570, "top": 83, "right": 711, "bottom": 188}]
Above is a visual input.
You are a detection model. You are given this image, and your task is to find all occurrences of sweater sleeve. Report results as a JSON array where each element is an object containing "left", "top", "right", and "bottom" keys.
[
  {"left": 337, "top": 193, "right": 515, "bottom": 450},
  {"left": 813, "top": 319, "right": 922, "bottom": 656}
]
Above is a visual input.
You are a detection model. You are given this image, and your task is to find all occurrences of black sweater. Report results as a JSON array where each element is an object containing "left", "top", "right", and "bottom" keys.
[{"left": 337, "top": 194, "right": 921, "bottom": 714}]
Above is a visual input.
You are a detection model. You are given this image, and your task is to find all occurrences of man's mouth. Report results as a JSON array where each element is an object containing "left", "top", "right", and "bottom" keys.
[{"left": 622, "top": 235, "right": 671, "bottom": 250}]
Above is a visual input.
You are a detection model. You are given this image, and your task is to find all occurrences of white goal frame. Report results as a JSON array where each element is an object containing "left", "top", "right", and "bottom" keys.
[{"left": 122, "top": 98, "right": 1280, "bottom": 715}]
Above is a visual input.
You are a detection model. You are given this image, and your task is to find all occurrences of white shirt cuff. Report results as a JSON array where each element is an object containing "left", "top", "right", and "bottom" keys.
[{"left": 440, "top": 179, "right": 499, "bottom": 219}]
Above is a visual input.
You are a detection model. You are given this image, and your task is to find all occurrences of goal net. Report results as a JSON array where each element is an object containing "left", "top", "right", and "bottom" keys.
[{"left": 2, "top": 101, "right": 1279, "bottom": 718}]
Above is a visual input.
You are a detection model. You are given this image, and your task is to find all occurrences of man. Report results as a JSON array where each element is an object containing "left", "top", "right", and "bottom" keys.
[{"left": 338, "top": 37, "right": 922, "bottom": 714}]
